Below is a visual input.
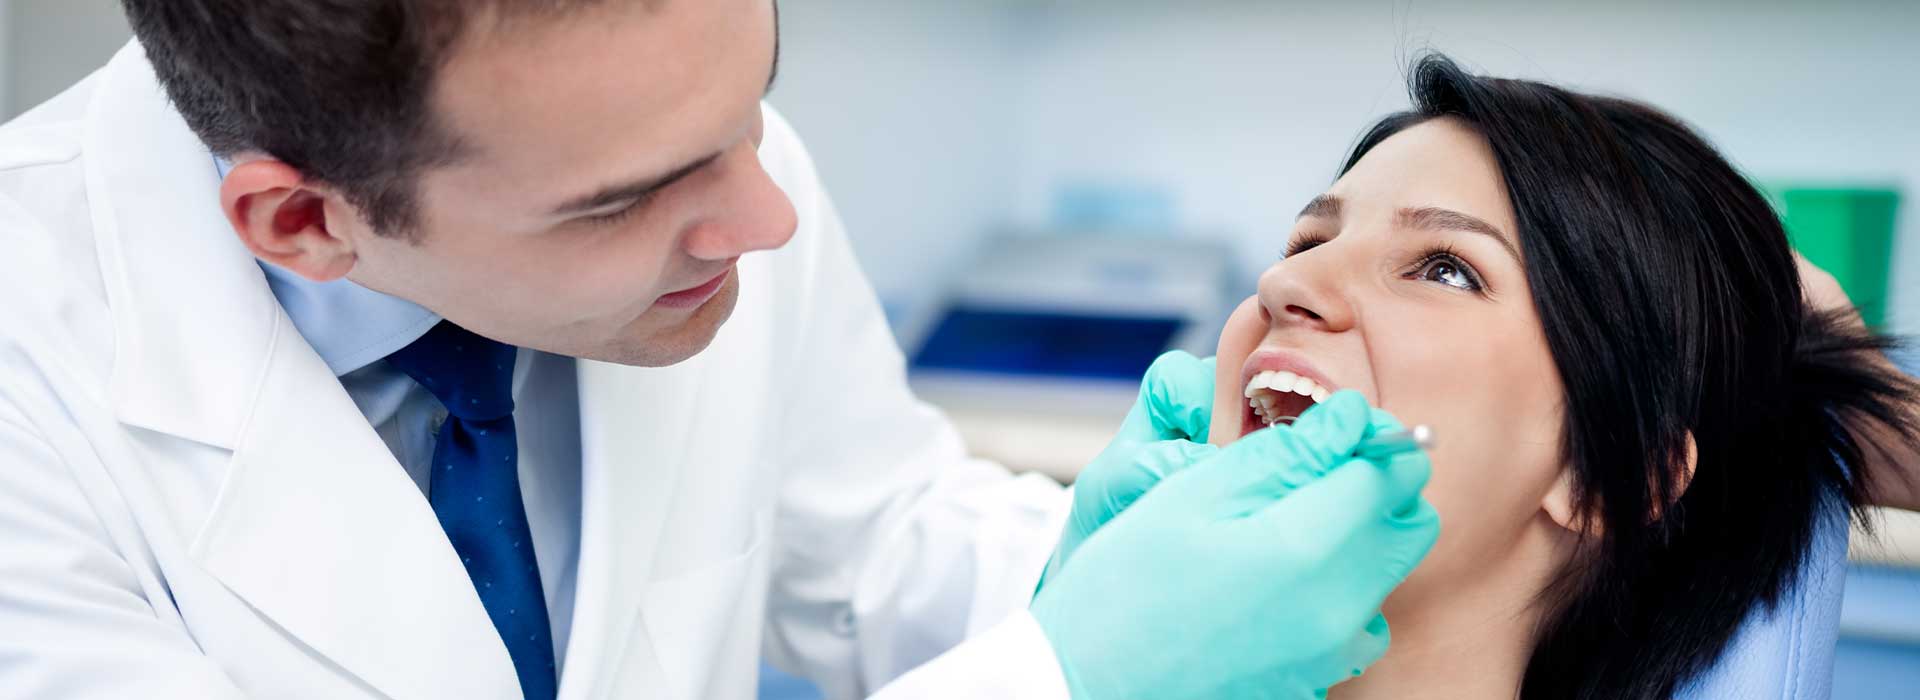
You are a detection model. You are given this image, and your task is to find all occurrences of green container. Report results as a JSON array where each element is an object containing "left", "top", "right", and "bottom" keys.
[{"left": 1771, "top": 188, "right": 1900, "bottom": 328}]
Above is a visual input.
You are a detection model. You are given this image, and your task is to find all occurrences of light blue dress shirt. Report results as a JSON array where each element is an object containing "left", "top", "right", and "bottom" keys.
[{"left": 218, "top": 157, "right": 583, "bottom": 670}]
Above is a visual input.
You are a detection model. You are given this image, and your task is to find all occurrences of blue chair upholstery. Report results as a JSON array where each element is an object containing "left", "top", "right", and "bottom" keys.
[{"left": 1677, "top": 499, "right": 1850, "bottom": 699}]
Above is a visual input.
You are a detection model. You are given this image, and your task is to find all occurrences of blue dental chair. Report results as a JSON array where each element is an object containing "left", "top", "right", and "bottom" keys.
[
  {"left": 1685, "top": 351, "right": 1920, "bottom": 699},
  {"left": 1678, "top": 500, "right": 1852, "bottom": 699}
]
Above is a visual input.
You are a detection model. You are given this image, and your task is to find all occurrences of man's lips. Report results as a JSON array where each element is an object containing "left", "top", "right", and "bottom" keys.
[{"left": 653, "top": 268, "right": 733, "bottom": 309}]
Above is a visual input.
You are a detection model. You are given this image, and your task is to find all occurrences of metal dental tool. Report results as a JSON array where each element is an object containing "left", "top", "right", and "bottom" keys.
[{"left": 1353, "top": 425, "right": 1435, "bottom": 461}]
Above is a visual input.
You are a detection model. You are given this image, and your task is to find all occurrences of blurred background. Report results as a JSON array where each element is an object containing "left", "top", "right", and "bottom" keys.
[{"left": 4, "top": 1, "right": 1916, "bottom": 697}]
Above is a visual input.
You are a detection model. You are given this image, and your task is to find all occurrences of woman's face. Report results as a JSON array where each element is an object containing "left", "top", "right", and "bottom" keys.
[{"left": 1207, "top": 117, "right": 1569, "bottom": 614}]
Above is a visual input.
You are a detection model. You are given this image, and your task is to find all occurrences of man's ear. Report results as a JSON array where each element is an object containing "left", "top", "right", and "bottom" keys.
[
  {"left": 219, "top": 158, "right": 357, "bottom": 282},
  {"left": 1543, "top": 432, "right": 1698, "bottom": 533}
]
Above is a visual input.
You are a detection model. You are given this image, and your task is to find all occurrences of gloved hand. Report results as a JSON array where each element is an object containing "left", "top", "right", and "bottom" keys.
[
  {"left": 1030, "top": 391, "right": 1441, "bottom": 700},
  {"left": 1036, "top": 351, "right": 1217, "bottom": 593}
]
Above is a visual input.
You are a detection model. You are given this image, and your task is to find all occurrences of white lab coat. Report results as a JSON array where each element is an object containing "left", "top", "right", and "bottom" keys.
[{"left": 0, "top": 42, "right": 1074, "bottom": 700}]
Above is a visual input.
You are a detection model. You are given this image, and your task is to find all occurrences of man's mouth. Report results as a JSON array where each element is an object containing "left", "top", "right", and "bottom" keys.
[
  {"left": 1238, "top": 352, "right": 1338, "bottom": 439},
  {"left": 653, "top": 267, "right": 734, "bottom": 310}
]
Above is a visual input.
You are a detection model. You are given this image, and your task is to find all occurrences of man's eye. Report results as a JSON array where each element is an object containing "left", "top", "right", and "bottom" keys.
[
  {"left": 583, "top": 201, "right": 643, "bottom": 226},
  {"left": 1413, "top": 253, "right": 1483, "bottom": 292},
  {"left": 1285, "top": 235, "right": 1328, "bottom": 258}
]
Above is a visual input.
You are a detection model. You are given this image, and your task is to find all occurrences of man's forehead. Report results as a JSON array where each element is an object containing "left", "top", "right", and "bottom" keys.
[{"left": 422, "top": 0, "right": 775, "bottom": 212}]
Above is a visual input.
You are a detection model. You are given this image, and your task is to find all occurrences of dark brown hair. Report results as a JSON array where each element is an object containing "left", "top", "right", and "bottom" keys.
[{"left": 120, "top": 0, "right": 619, "bottom": 235}]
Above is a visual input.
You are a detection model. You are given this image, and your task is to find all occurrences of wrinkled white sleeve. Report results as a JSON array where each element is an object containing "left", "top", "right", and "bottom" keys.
[{"left": 755, "top": 104, "right": 1075, "bottom": 700}]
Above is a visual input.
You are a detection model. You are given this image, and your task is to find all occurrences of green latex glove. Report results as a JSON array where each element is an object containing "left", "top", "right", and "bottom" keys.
[
  {"left": 1030, "top": 391, "right": 1441, "bottom": 700},
  {"left": 1036, "top": 350, "right": 1218, "bottom": 593}
]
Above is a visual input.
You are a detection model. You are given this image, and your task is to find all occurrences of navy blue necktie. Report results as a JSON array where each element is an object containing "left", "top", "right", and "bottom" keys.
[{"left": 386, "top": 321, "right": 558, "bottom": 700}]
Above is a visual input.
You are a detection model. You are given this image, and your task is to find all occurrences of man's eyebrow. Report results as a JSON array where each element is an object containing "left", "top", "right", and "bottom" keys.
[
  {"left": 1297, "top": 194, "right": 1341, "bottom": 220},
  {"left": 765, "top": 6, "right": 782, "bottom": 95},
  {"left": 550, "top": 151, "right": 723, "bottom": 218},
  {"left": 555, "top": 16, "right": 779, "bottom": 220},
  {"left": 1396, "top": 206, "right": 1522, "bottom": 264}
]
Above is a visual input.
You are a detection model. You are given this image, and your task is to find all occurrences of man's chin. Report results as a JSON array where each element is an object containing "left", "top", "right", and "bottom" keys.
[{"left": 595, "top": 274, "right": 741, "bottom": 367}]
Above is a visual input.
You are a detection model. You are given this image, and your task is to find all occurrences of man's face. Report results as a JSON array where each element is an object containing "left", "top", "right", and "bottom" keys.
[{"left": 341, "top": 0, "right": 795, "bottom": 366}]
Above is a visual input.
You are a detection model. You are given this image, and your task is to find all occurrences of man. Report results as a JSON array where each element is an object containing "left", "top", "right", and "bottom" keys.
[{"left": 0, "top": 1, "right": 1438, "bottom": 698}]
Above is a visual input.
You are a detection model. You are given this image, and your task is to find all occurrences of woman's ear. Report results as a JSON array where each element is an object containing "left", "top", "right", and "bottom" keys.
[
  {"left": 220, "top": 157, "right": 358, "bottom": 282},
  {"left": 1651, "top": 432, "right": 1698, "bottom": 522},
  {"left": 1542, "top": 467, "right": 1595, "bottom": 535},
  {"left": 1543, "top": 433, "right": 1698, "bottom": 532}
]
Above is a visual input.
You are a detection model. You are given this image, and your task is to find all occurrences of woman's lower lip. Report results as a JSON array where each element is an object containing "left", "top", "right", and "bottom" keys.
[{"left": 653, "top": 269, "right": 731, "bottom": 309}]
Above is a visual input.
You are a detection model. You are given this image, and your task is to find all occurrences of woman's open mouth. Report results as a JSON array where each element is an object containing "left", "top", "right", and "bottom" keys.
[{"left": 1237, "top": 352, "right": 1337, "bottom": 439}]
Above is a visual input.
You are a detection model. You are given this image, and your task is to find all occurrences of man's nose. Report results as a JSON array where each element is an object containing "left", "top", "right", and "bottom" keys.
[
  {"left": 681, "top": 144, "right": 798, "bottom": 261},
  {"left": 1256, "top": 250, "right": 1357, "bottom": 332}
]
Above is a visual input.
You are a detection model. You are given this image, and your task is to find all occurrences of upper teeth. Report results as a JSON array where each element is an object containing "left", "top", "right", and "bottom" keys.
[{"left": 1244, "top": 370, "right": 1333, "bottom": 426}]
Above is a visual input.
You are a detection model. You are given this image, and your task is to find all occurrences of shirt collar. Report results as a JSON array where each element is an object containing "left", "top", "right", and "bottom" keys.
[{"left": 216, "top": 156, "right": 442, "bottom": 376}]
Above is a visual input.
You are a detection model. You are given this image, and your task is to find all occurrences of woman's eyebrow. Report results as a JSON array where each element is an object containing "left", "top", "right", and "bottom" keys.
[{"left": 1397, "top": 206, "right": 1523, "bottom": 264}]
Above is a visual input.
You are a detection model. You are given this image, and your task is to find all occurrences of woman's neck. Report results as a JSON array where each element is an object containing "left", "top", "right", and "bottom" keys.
[
  {"left": 1325, "top": 585, "right": 1537, "bottom": 699},
  {"left": 1327, "top": 519, "right": 1569, "bottom": 700}
]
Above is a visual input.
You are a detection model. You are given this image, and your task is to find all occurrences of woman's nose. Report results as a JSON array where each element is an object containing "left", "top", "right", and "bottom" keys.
[
  {"left": 681, "top": 142, "right": 798, "bottom": 262},
  {"left": 1257, "top": 252, "right": 1356, "bottom": 332}
]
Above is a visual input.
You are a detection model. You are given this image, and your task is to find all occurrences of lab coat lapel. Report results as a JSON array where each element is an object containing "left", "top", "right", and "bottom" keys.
[
  {"left": 564, "top": 254, "right": 778, "bottom": 699},
  {"left": 198, "top": 313, "right": 523, "bottom": 700},
  {"left": 564, "top": 352, "right": 710, "bottom": 698},
  {"left": 87, "top": 42, "right": 520, "bottom": 700}
]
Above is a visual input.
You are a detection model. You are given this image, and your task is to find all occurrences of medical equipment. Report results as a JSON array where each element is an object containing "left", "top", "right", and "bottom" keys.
[
  {"left": 904, "top": 234, "right": 1238, "bottom": 479},
  {"left": 1354, "top": 425, "right": 1434, "bottom": 461},
  {"left": 904, "top": 233, "right": 1235, "bottom": 388}
]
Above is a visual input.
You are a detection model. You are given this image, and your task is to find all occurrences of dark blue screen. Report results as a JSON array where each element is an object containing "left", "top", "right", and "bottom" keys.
[{"left": 910, "top": 307, "right": 1183, "bottom": 381}]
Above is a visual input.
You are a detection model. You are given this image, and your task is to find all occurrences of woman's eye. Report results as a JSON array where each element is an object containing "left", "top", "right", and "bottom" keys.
[{"left": 1414, "top": 254, "right": 1482, "bottom": 292}]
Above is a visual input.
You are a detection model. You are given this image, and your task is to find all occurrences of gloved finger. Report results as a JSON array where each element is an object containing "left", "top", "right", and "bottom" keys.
[
  {"left": 1364, "top": 406, "right": 1406, "bottom": 442},
  {"left": 1117, "top": 351, "right": 1217, "bottom": 444},
  {"left": 1184, "top": 391, "right": 1376, "bottom": 505},
  {"left": 1249, "top": 610, "right": 1388, "bottom": 699},
  {"left": 1375, "top": 449, "right": 1435, "bottom": 521},
  {"left": 1080, "top": 439, "right": 1220, "bottom": 518},
  {"left": 1319, "top": 613, "right": 1391, "bottom": 688},
  {"left": 1283, "top": 390, "right": 1380, "bottom": 467},
  {"left": 1241, "top": 457, "right": 1437, "bottom": 583}
]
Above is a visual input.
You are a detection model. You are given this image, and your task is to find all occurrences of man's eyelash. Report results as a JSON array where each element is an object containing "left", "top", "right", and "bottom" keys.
[
  {"left": 583, "top": 200, "right": 645, "bottom": 226},
  {"left": 1284, "top": 234, "right": 1329, "bottom": 258},
  {"left": 581, "top": 188, "right": 669, "bottom": 227}
]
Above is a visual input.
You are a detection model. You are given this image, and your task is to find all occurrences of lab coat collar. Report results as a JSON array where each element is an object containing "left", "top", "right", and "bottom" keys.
[
  {"left": 255, "top": 258, "right": 441, "bottom": 376},
  {"left": 86, "top": 41, "right": 524, "bottom": 700},
  {"left": 222, "top": 155, "right": 446, "bottom": 378},
  {"left": 87, "top": 41, "right": 276, "bottom": 451}
]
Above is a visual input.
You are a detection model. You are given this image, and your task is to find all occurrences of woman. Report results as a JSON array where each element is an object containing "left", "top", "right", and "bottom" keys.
[{"left": 1205, "top": 55, "right": 1918, "bottom": 698}]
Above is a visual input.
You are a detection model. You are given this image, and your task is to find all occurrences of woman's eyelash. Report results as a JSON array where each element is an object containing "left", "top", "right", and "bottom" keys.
[
  {"left": 1281, "top": 237, "right": 1490, "bottom": 295},
  {"left": 1408, "top": 246, "right": 1488, "bottom": 294}
]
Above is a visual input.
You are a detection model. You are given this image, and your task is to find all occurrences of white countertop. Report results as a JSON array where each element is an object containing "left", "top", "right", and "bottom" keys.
[{"left": 1854, "top": 508, "right": 1920, "bottom": 569}]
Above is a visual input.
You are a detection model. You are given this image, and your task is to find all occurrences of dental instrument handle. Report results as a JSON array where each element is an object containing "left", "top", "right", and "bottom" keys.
[{"left": 1353, "top": 425, "right": 1434, "bottom": 461}]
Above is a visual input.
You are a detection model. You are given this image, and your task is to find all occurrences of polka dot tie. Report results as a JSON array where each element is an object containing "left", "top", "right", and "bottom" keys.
[{"left": 385, "top": 321, "right": 557, "bottom": 700}]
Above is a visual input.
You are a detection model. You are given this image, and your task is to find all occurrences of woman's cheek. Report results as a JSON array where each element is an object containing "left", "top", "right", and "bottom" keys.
[{"left": 1209, "top": 296, "right": 1267, "bottom": 447}]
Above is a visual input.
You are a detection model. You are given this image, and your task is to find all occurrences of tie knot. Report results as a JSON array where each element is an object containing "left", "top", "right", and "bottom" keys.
[{"left": 385, "top": 321, "right": 518, "bottom": 421}]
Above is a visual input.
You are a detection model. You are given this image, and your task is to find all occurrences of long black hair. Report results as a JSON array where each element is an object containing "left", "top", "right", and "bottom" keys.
[{"left": 1340, "top": 55, "right": 1919, "bottom": 698}]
